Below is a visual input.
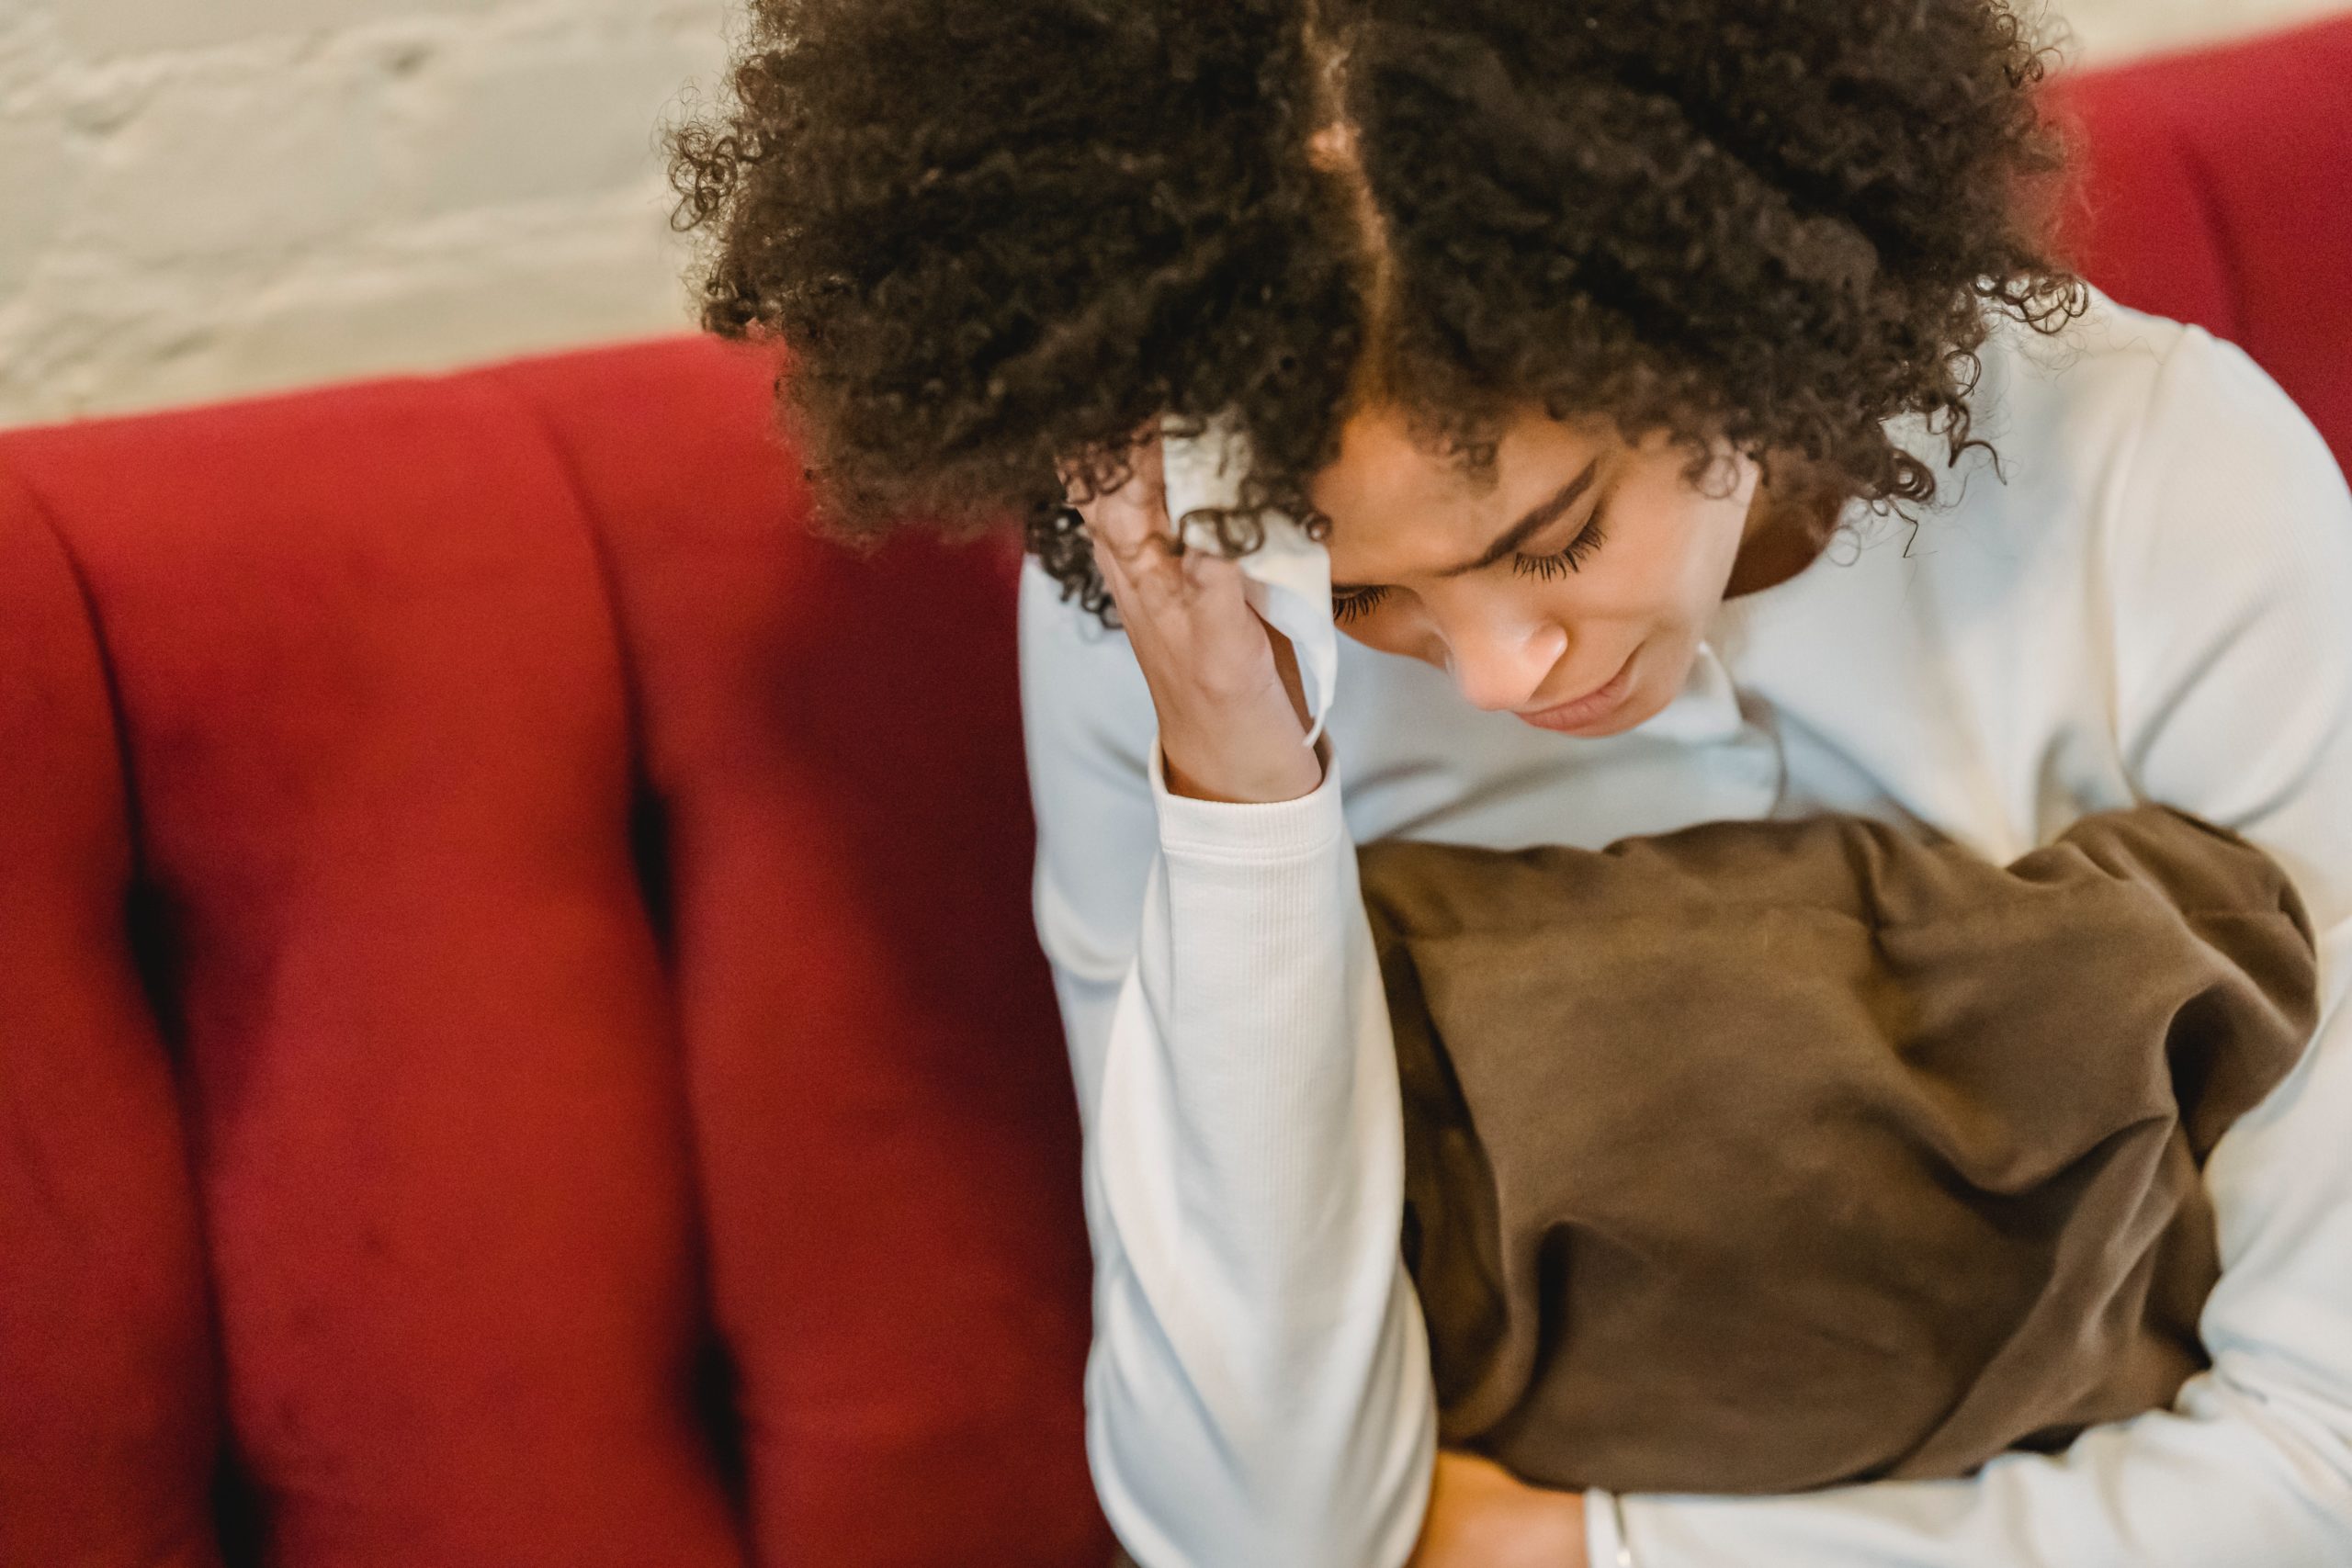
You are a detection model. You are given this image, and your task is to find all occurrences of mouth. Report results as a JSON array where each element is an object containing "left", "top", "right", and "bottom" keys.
[{"left": 1513, "top": 649, "right": 1639, "bottom": 733}]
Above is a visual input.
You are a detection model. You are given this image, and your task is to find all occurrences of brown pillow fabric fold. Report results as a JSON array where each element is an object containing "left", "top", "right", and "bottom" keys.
[{"left": 1357, "top": 802, "right": 2318, "bottom": 1499}]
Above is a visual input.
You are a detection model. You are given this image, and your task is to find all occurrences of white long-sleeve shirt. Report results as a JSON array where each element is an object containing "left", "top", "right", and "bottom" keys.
[{"left": 1013, "top": 284, "right": 2352, "bottom": 1568}]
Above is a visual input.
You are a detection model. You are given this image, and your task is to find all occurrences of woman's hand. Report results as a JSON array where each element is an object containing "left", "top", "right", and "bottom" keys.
[
  {"left": 1408, "top": 1450, "right": 1589, "bottom": 1568},
  {"left": 1061, "top": 434, "right": 1322, "bottom": 805}
]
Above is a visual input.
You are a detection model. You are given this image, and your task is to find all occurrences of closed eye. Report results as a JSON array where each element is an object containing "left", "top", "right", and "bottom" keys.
[
  {"left": 1508, "top": 507, "right": 1609, "bottom": 581},
  {"left": 1332, "top": 506, "right": 1611, "bottom": 624}
]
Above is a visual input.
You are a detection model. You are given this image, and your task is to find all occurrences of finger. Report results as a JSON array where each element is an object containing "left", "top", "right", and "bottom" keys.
[
  {"left": 1082, "top": 509, "right": 1149, "bottom": 612},
  {"left": 1083, "top": 509, "right": 1182, "bottom": 628},
  {"left": 1078, "top": 440, "right": 1175, "bottom": 572},
  {"left": 1086, "top": 525, "right": 1142, "bottom": 621},
  {"left": 1099, "top": 523, "right": 1195, "bottom": 622},
  {"left": 1178, "top": 536, "right": 1243, "bottom": 592},
  {"left": 1090, "top": 512, "right": 1172, "bottom": 581}
]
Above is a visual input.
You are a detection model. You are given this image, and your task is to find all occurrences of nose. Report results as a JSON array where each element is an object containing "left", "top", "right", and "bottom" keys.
[{"left": 1439, "top": 612, "right": 1570, "bottom": 713}]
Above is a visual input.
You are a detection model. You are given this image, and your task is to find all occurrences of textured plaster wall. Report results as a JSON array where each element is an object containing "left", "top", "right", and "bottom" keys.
[
  {"left": 0, "top": 0, "right": 729, "bottom": 426},
  {"left": 0, "top": 0, "right": 2343, "bottom": 427}
]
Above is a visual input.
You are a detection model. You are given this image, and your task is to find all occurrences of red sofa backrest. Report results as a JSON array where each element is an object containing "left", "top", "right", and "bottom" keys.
[
  {"left": 4, "top": 17, "right": 2348, "bottom": 1568},
  {"left": 2050, "top": 13, "right": 2352, "bottom": 475},
  {"left": 0, "top": 344, "right": 1097, "bottom": 1568}
]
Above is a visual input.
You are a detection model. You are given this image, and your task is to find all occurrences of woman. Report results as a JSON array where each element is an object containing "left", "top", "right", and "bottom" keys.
[{"left": 665, "top": 2, "right": 2352, "bottom": 1563}]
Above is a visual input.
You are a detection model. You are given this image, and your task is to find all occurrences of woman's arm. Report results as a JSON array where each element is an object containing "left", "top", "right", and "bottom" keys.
[
  {"left": 1592, "top": 326, "right": 2352, "bottom": 1568},
  {"left": 1017, "top": 555, "right": 1441, "bottom": 1568}
]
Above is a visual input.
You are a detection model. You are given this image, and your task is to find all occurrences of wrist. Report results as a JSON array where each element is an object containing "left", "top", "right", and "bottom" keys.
[
  {"left": 1162, "top": 735, "right": 1326, "bottom": 805},
  {"left": 1528, "top": 1488, "right": 1589, "bottom": 1568}
]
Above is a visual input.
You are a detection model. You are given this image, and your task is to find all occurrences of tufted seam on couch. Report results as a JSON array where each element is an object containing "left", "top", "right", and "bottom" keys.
[{"left": 0, "top": 454, "right": 229, "bottom": 1568}]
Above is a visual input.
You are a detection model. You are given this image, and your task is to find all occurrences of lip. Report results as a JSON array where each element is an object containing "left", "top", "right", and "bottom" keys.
[{"left": 1514, "top": 649, "right": 1638, "bottom": 733}]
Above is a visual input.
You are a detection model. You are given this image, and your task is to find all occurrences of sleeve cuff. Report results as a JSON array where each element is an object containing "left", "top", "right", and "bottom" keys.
[
  {"left": 1147, "top": 729, "right": 1345, "bottom": 861},
  {"left": 1587, "top": 1486, "right": 1636, "bottom": 1568}
]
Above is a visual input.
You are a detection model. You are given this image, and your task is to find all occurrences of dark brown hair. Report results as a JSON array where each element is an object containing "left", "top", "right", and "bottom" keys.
[{"left": 666, "top": 0, "right": 2087, "bottom": 626}]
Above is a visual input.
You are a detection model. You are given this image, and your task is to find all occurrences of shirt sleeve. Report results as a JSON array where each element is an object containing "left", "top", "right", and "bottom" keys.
[
  {"left": 1597, "top": 324, "right": 2352, "bottom": 1568},
  {"left": 1016, "top": 558, "right": 1439, "bottom": 1568}
]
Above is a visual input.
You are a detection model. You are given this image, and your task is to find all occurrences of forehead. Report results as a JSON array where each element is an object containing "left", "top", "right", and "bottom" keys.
[{"left": 1308, "top": 404, "right": 1614, "bottom": 571}]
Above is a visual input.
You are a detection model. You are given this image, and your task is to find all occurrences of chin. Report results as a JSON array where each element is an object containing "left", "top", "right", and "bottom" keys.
[
  {"left": 1585, "top": 656, "right": 1702, "bottom": 736},
  {"left": 1591, "top": 640, "right": 1709, "bottom": 736}
]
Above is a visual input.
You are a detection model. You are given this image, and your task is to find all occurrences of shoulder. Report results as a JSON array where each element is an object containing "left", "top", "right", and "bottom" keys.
[
  {"left": 1960, "top": 285, "right": 2185, "bottom": 460},
  {"left": 1959, "top": 283, "right": 2342, "bottom": 523},
  {"left": 2071, "top": 294, "right": 2352, "bottom": 682},
  {"left": 1889, "top": 287, "right": 2349, "bottom": 628},
  {"left": 2070, "top": 302, "right": 2352, "bottom": 913},
  {"left": 1830, "top": 288, "right": 2190, "bottom": 604},
  {"left": 2103, "top": 312, "right": 2352, "bottom": 602}
]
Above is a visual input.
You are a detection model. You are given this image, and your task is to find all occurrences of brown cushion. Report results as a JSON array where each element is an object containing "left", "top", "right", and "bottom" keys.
[{"left": 1359, "top": 803, "right": 2318, "bottom": 1496}]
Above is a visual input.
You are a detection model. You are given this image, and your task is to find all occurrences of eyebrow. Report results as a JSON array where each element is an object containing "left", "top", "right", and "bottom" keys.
[{"left": 1329, "top": 455, "right": 1602, "bottom": 592}]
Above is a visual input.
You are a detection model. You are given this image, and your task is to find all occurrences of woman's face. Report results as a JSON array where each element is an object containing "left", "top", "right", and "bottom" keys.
[{"left": 1306, "top": 404, "right": 1768, "bottom": 737}]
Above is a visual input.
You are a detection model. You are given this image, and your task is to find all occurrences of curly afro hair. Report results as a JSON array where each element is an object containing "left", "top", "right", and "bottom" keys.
[{"left": 665, "top": 0, "right": 2088, "bottom": 626}]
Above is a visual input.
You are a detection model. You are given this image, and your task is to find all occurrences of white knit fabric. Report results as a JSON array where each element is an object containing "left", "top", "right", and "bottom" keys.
[{"left": 1017, "top": 286, "right": 2352, "bottom": 1568}]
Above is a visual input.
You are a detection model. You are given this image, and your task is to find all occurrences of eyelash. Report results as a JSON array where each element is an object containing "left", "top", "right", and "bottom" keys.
[{"left": 1330, "top": 510, "right": 1611, "bottom": 625}]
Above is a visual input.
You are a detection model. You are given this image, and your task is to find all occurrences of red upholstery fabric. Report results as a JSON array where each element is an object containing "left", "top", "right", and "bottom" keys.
[
  {"left": 0, "top": 476, "right": 222, "bottom": 1568},
  {"left": 484, "top": 344, "right": 1095, "bottom": 1568},
  {"left": 2048, "top": 12, "right": 2352, "bottom": 475},
  {"left": 0, "top": 17, "right": 2346, "bottom": 1568},
  {"left": 2, "top": 383, "right": 746, "bottom": 1568}
]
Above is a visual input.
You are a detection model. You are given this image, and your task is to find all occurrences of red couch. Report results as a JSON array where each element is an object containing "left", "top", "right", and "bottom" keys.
[{"left": 4, "top": 17, "right": 2348, "bottom": 1568}]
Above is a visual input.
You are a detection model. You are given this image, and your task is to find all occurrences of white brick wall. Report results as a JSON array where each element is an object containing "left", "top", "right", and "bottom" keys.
[
  {"left": 2057, "top": 0, "right": 2348, "bottom": 59},
  {"left": 0, "top": 0, "right": 730, "bottom": 426},
  {"left": 1, "top": 0, "right": 2344, "bottom": 428}
]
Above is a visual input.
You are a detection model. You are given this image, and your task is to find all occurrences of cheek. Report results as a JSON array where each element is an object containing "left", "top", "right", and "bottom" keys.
[
  {"left": 1335, "top": 610, "right": 1431, "bottom": 660},
  {"left": 1629, "top": 479, "right": 1757, "bottom": 614},
  {"left": 1569, "top": 517, "right": 1716, "bottom": 626}
]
